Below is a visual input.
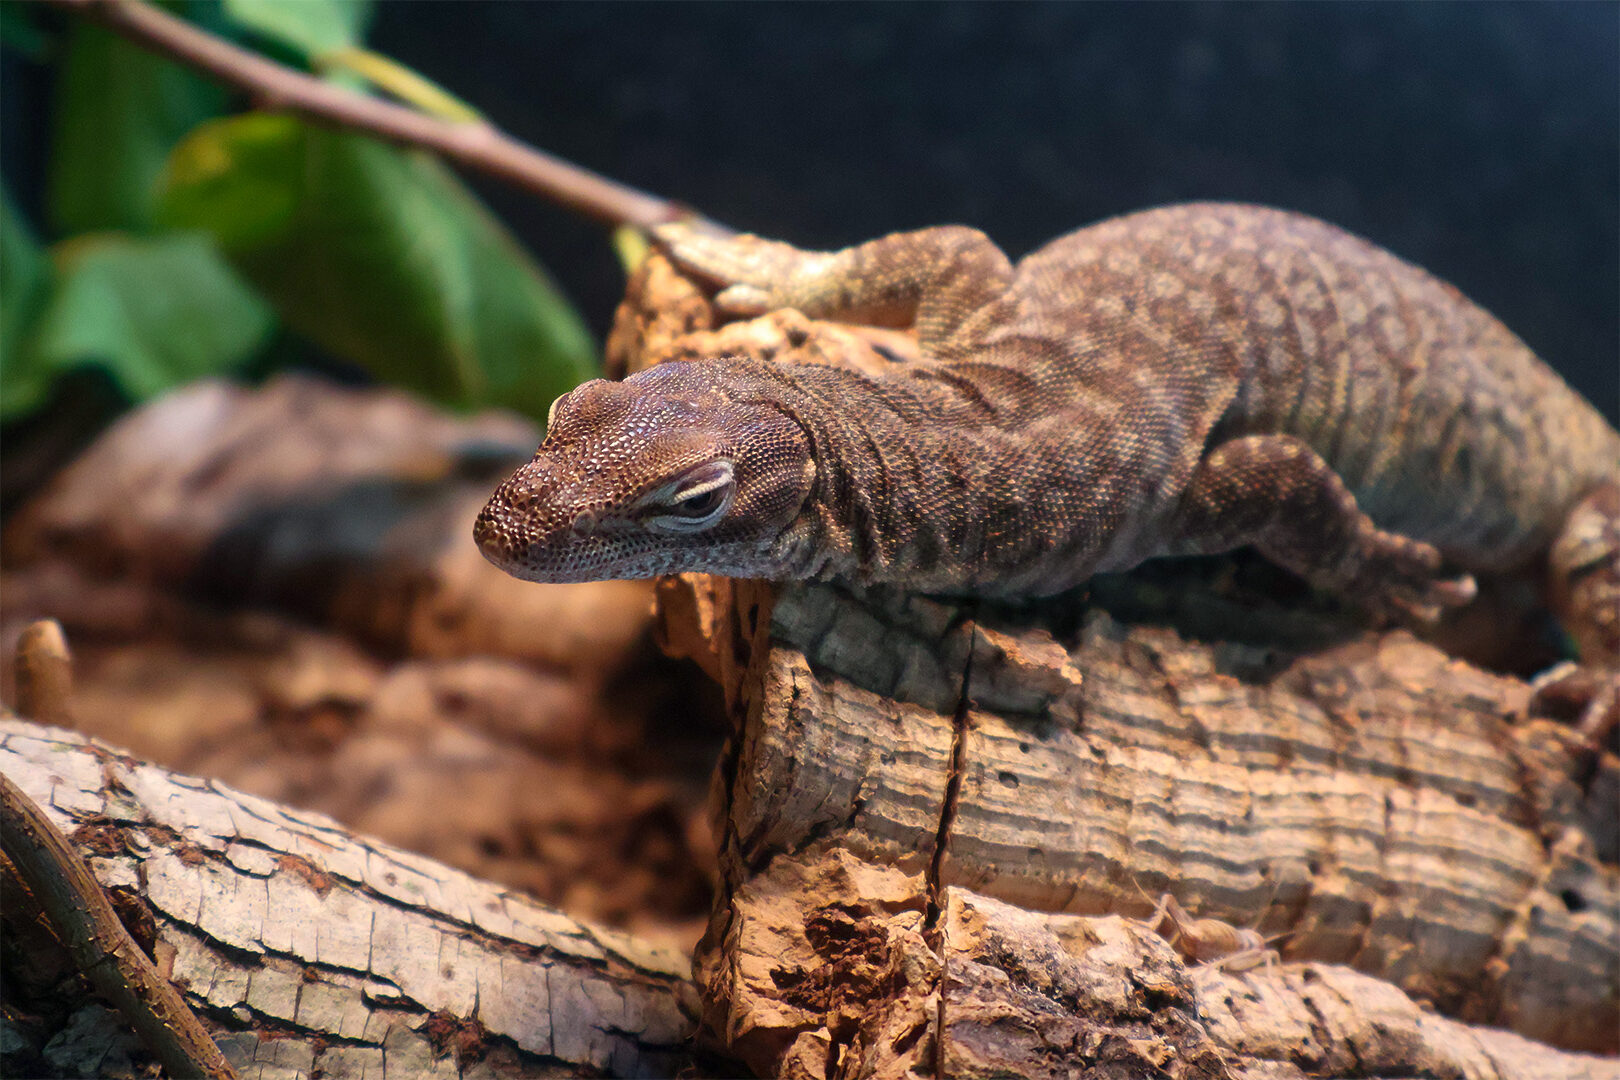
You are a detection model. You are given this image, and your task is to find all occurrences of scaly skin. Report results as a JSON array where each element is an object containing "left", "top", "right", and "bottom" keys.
[{"left": 475, "top": 203, "right": 1619, "bottom": 619}]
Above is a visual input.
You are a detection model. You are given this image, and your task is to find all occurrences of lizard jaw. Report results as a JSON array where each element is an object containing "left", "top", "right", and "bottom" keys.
[
  {"left": 472, "top": 464, "right": 785, "bottom": 584},
  {"left": 473, "top": 496, "right": 775, "bottom": 583}
]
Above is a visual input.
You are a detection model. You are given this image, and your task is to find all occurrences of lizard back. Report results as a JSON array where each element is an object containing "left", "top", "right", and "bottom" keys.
[{"left": 983, "top": 203, "right": 1618, "bottom": 572}]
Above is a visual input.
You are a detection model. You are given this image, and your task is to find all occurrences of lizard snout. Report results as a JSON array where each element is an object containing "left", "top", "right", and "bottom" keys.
[
  {"left": 474, "top": 456, "right": 627, "bottom": 581},
  {"left": 473, "top": 464, "right": 560, "bottom": 574},
  {"left": 472, "top": 487, "right": 524, "bottom": 570}
]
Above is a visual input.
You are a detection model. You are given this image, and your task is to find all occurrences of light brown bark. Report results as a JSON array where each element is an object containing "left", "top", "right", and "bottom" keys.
[{"left": 0, "top": 717, "right": 698, "bottom": 1078}]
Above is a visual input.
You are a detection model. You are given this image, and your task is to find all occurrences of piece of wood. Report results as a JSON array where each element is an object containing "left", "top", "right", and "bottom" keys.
[
  {"left": 671, "top": 578, "right": 1619, "bottom": 1075},
  {"left": 938, "top": 888, "right": 1618, "bottom": 1080},
  {"left": 0, "top": 717, "right": 699, "bottom": 1079},
  {"left": 617, "top": 253, "right": 1620, "bottom": 1077},
  {"left": 13, "top": 618, "right": 73, "bottom": 726},
  {"left": 2, "top": 768, "right": 236, "bottom": 1079}
]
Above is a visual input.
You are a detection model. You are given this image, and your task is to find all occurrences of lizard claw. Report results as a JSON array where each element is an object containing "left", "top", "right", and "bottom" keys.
[
  {"left": 647, "top": 221, "right": 748, "bottom": 286},
  {"left": 1528, "top": 661, "right": 1620, "bottom": 748},
  {"left": 1376, "top": 572, "right": 1477, "bottom": 626},
  {"left": 1339, "top": 528, "right": 1475, "bottom": 625},
  {"left": 650, "top": 223, "right": 779, "bottom": 284}
]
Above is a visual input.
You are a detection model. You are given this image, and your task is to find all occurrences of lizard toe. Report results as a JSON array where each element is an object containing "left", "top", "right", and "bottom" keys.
[
  {"left": 714, "top": 284, "right": 778, "bottom": 317},
  {"left": 1367, "top": 571, "right": 1476, "bottom": 627}
]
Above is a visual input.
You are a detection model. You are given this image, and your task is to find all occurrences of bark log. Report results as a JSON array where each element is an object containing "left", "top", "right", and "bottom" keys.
[
  {"left": 0, "top": 717, "right": 699, "bottom": 1079},
  {"left": 612, "top": 253, "right": 1620, "bottom": 1078}
]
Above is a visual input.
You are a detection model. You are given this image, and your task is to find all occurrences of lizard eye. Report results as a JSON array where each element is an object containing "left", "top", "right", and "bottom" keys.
[{"left": 644, "top": 461, "right": 735, "bottom": 534}]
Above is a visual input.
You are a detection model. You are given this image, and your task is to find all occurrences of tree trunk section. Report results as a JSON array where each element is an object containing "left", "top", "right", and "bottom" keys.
[{"left": 0, "top": 718, "right": 699, "bottom": 1079}]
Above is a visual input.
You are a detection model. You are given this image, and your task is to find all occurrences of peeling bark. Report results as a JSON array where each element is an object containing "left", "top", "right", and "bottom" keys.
[
  {"left": 616, "top": 254, "right": 1620, "bottom": 1078},
  {"left": 0, "top": 718, "right": 699, "bottom": 1079}
]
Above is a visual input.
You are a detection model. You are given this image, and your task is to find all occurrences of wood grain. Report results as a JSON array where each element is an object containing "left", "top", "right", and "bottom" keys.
[{"left": 0, "top": 718, "right": 699, "bottom": 1079}]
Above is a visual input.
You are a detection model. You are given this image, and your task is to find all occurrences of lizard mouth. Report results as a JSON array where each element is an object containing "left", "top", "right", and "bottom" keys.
[
  {"left": 472, "top": 483, "right": 681, "bottom": 583},
  {"left": 474, "top": 510, "right": 698, "bottom": 583},
  {"left": 472, "top": 469, "right": 560, "bottom": 579},
  {"left": 473, "top": 503, "right": 587, "bottom": 582}
]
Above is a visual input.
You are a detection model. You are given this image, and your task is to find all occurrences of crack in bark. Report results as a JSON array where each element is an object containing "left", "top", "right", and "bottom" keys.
[
  {"left": 1293, "top": 975, "right": 1336, "bottom": 1074},
  {"left": 1469, "top": 710, "right": 1565, "bottom": 1025},
  {"left": 223, "top": 1000, "right": 389, "bottom": 1048},
  {"left": 925, "top": 615, "right": 978, "bottom": 934},
  {"left": 925, "top": 613, "right": 977, "bottom": 1080}
]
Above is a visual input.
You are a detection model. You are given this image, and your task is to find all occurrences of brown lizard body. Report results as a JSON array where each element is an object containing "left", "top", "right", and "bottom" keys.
[{"left": 475, "top": 203, "right": 1619, "bottom": 618}]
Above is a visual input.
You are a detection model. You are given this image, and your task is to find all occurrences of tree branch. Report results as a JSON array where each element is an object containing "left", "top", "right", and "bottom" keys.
[
  {"left": 4, "top": 619, "right": 233, "bottom": 1077},
  {"left": 1, "top": 774, "right": 237, "bottom": 1079},
  {"left": 46, "top": 0, "right": 698, "bottom": 231}
]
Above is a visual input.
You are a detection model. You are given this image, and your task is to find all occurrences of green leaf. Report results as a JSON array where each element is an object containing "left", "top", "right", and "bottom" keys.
[
  {"left": 1, "top": 187, "right": 46, "bottom": 354},
  {"left": 158, "top": 114, "right": 598, "bottom": 419},
  {"left": 222, "top": 0, "right": 373, "bottom": 59},
  {"left": 24, "top": 232, "right": 274, "bottom": 410},
  {"left": 48, "top": 21, "right": 226, "bottom": 233},
  {"left": 1, "top": 188, "right": 54, "bottom": 419}
]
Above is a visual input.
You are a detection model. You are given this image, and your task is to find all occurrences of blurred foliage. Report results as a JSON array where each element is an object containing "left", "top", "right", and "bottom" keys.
[
  {"left": 161, "top": 115, "right": 594, "bottom": 416},
  {"left": 1, "top": 0, "right": 596, "bottom": 426},
  {"left": 47, "top": 20, "right": 225, "bottom": 234},
  {"left": 318, "top": 48, "right": 483, "bottom": 122},
  {"left": 222, "top": 0, "right": 372, "bottom": 59},
  {"left": 33, "top": 233, "right": 273, "bottom": 405},
  {"left": 2, "top": 187, "right": 53, "bottom": 418},
  {"left": 0, "top": 4, "right": 50, "bottom": 61}
]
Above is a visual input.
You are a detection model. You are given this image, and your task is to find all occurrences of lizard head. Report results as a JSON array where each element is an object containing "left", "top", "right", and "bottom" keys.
[{"left": 474, "top": 361, "right": 816, "bottom": 582}]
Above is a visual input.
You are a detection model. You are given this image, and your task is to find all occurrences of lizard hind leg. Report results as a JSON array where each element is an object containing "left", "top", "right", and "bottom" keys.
[{"left": 1169, "top": 434, "right": 1477, "bottom": 622}]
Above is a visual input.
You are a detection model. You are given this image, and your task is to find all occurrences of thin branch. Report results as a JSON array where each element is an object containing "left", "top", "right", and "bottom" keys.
[
  {"left": 0, "top": 772, "right": 237, "bottom": 1079},
  {"left": 46, "top": 0, "right": 699, "bottom": 231}
]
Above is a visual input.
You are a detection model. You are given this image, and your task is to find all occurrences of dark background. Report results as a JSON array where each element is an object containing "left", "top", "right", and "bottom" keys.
[
  {"left": 371, "top": 1, "right": 1619, "bottom": 424},
  {"left": 7, "top": 1, "right": 1618, "bottom": 422}
]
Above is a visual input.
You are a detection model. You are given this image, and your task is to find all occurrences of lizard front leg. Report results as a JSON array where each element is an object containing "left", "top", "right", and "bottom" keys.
[
  {"left": 651, "top": 223, "right": 1014, "bottom": 357},
  {"left": 1535, "top": 481, "right": 1620, "bottom": 746},
  {"left": 1169, "top": 435, "right": 1477, "bottom": 621}
]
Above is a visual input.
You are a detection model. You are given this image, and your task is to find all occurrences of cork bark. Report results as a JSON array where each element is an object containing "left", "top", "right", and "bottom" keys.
[
  {"left": 613, "top": 254, "right": 1620, "bottom": 1078},
  {"left": 0, "top": 718, "right": 699, "bottom": 1079}
]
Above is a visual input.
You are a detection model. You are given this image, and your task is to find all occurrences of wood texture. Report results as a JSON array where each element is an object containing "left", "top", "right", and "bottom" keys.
[
  {"left": 616, "top": 252, "right": 1620, "bottom": 1078},
  {"left": 2, "top": 767, "right": 236, "bottom": 1078},
  {"left": 0, "top": 718, "right": 698, "bottom": 1079}
]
